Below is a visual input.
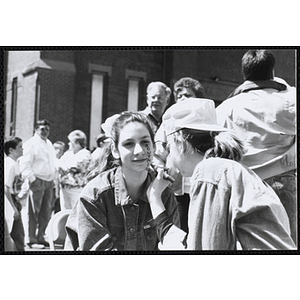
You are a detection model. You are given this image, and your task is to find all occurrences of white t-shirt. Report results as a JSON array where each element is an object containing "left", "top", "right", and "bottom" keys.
[
  {"left": 4, "top": 157, "right": 22, "bottom": 232},
  {"left": 5, "top": 156, "right": 21, "bottom": 195}
]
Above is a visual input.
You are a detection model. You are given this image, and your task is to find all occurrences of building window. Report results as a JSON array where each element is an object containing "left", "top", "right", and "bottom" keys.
[
  {"left": 126, "top": 70, "right": 147, "bottom": 111},
  {"left": 34, "top": 77, "right": 41, "bottom": 126},
  {"left": 88, "top": 64, "right": 112, "bottom": 150},
  {"left": 10, "top": 78, "right": 18, "bottom": 136},
  {"left": 127, "top": 78, "right": 141, "bottom": 111},
  {"left": 90, "top": 73, "right": 105, "bottom": 150}
]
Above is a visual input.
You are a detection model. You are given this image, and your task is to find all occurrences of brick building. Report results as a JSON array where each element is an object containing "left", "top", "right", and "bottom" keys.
[{"left": 4, "top": 48, "right": 296, "bottom": 150}]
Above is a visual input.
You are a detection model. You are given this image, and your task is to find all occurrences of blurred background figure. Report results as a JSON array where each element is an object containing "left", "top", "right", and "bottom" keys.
[
  {"left": 85, "top": 115, "right": 119, "bottom": 182},
  {"left": 91, "top": 133, "right": 109, "bottom": 162},
  {"left": 4, "top": 137, "right": 26, "bottom": 251},
  {"left": 173, "top": 77, "right": 205, "bottom": 101},
  {"left": 53, "top": 141, "right": 66, "bottom": 214},
  {"left": 140, "top": 81, "right": 172, "bottom": 133},
  {"left": 19, "top": 119, "right": 56, "bottom": 249},
  {"left": 53, "top": 141, "right": 65, "bottom": 159},
  {"left": 58, "top": 130, "right": 92, "bottom": 211}
]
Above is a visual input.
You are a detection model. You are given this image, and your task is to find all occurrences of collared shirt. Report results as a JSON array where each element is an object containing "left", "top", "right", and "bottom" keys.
[
  {"left": 65, "top": 166, "right": 180, "bottom": 251},
  {"left": 19, "top": 133, "right": 56, "bottom": 182},
  {"left": 153, "top": 158, "right": 296, "bottom": 251},
  {"left": 216, "top": 80, "right": 296, "bottom": 180},
  {"left": 139, "top": 107, "right": 161, "bottom": 133}
]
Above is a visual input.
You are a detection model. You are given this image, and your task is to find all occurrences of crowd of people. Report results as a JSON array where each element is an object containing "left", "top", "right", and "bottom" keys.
[{"left": 4, "top": 49, "right": 297, "bottom": 252}]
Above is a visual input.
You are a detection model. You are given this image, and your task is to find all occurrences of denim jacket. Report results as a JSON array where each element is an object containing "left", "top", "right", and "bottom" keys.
[
  {"left": 65, "top": 166, "right": 179, "bottom": 251},
  {"left": 153, "top": 158, "right": 296, "bottom": 251}
]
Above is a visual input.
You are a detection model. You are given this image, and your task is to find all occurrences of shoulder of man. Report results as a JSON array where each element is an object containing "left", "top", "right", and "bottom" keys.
[{"left": 22, "top": 135, "right": 37, "bottom": 150}]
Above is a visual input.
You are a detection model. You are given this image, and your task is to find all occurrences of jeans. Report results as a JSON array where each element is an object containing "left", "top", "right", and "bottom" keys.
[
  {"left": 28, "top": 178, "right": 54, "bottom": 244},
  {"left": 176, "top": 193, "right": 190, "bottom": 233},
  {"left": 265, "top": 170, "right": 297, "bottom": 244}
]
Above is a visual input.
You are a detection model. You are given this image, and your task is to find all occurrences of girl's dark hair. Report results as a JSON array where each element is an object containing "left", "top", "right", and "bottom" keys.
[
  {"left": 86, "top": 142, "right": 116, "bottom": 181},
  {"left": 87, "top": 112, "right": 155, "bottom": 181},
  {"left": 111, "top": 111, "right": 155, "bottom": 147},
  {"left": 178, "top": 129, "right": 244, "bottom": 162}
]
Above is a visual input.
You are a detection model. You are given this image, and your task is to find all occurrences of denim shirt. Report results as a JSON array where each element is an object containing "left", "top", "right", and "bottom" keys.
[
  {"left": 65, "top": 166, "right": 179, "bottom": 251},
  {"left": 153, "top": 158, "right": 296, "bottom": 251}
]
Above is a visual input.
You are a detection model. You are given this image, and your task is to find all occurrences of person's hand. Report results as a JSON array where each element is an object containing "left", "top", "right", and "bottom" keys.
[
  {"left": 29, "top": 178, "right": 37, "bottom": 187},
  {"left": 280, "top": 143, "right": 295, "bottom": 167},
  {"left": 15, "top": 194, "right": 26, "bottom": 202},
  {"left": 147, "top": 168, "right": 171, "bottom": 202},
  {"left": 146, "top": 168, "right": 171, "bottom": 219},
  {"left": 281, "top": 151, "right": 295, "bottom": 167},
  {"left": 13, "top": 210, "right": 21, "bottom": 220}
]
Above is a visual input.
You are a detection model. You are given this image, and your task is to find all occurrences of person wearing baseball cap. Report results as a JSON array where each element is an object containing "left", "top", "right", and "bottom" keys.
[
  {"left": 147, "top": 98, "right": 295, "bottom": 251},
  {"left": 154, "top": 78, "right": 205, "bottom": 234}
]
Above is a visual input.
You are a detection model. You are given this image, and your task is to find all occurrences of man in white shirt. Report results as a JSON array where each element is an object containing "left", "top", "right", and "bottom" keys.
[
  {"left": 19, "top": 119, "right": 57, "bottom": 248},
  {"left": 216, "top": 50, "right": 296, "bottom": 243},
  {"left": 139, "top": 82, "right": 172, "bottom": 133}
]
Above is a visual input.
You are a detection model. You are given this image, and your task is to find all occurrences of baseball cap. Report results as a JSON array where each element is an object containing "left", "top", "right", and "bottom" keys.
[{"left": 163, "top": 98, "right": 227, "bottom": 135}]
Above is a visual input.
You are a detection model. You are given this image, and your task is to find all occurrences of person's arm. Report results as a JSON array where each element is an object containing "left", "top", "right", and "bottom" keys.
[
  {"left": 65, "top": 196, "right": 117, "bottom": 251},
  {"left": 153, "top": 123, "right": 169, "bottom": 168},
  {"left": 19, "top": 142, "right": 36, "bottom": 184},
  {"left": 229, "top": 164, "right": 296, "bottom": 250},
  {"left": 16, "top": 178, "right": 30, "bottom": 204},
  {"left": 147, "top": 169, "right": 187, "bottom": 250},
  {"left": 4, "top": 185, "right": 20, "bottom": 219},
  {"left": 5, "top": 159, "right": 21, "bottom": 219},
  {"left": 147, "top": 171, "right": 168, "bottom": 219}
]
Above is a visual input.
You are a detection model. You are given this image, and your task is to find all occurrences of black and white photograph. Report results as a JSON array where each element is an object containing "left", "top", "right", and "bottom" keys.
[
  {"left": 1, "top": 2, "right": 299, "bottom": 299},
  {"left": 2, "top": 47, "right": 297, "bottom": 253}
]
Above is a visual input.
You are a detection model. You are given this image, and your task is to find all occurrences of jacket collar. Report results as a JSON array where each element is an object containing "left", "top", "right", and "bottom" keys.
[
  {"left": 140, "top": 107, "right": 161, "bottom": 127},
  {"left": 114, "top": 166, "right": 156, "bottom": 206},
  {"left": 228, "top": 79, "right": 287, "bottom": 98}
]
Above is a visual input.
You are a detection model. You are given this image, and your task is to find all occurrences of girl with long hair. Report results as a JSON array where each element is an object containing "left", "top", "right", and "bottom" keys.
[{"left": 65, "top": 112, "right": 179, "bottom": 251}]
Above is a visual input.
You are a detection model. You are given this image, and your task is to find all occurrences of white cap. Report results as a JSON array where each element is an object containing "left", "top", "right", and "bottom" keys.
[{"left": 163, "top": 98, "right": 227, "bottom": 135}]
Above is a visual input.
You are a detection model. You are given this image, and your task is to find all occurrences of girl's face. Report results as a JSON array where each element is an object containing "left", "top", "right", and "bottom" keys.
[
  {"left": 167, "top": 134, "right": 196, "bottom": 177},
  {"left": 113, "top": 122, "right": 154, "bottom": 175}
]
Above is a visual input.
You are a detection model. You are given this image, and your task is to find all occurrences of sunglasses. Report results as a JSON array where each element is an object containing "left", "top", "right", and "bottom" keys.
[{"left": 39, "top": 126, "right": 50, "bottom": 131}]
